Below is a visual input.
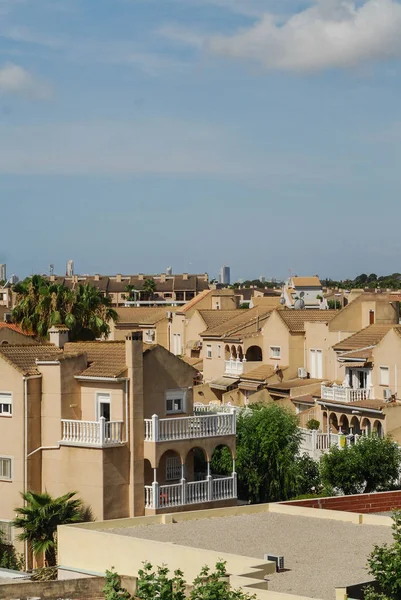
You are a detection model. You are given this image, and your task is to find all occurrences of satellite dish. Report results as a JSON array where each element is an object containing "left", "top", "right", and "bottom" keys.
[
  {"left": 299, "top": 291, "right": 305, "bottom": 298},
  {"left": 294, "top": 298, "right": 305, "bottom": 310}
]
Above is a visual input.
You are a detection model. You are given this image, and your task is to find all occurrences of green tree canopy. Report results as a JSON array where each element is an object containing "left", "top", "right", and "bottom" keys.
[
  {"left": 320, "top": 435, "right": 401, "bottom": 495},
  {"left": 231, "top": 404, "right": 302, "bottom": 503},
  {"left": 13, "top": 491, "right": 88, "bottom": 567},
  {"left": 12, "top": 276, "right": 117, "bottom": 340},
  {"left": 367, "top": 512, "right": 401, "bottom": 600}
]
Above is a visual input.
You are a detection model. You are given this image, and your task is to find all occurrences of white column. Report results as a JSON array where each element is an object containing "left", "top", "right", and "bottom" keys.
[
  {"left": 181, "top": 461, "right": 187, "bottom": 505},
  {"left": 151, "top": 414, "right": 159, "bottom": 442},
  {"left": 206, "top": 461, "right": 213, "bottom": 501},
  {"left": 232, "top": 458, "right": 237, "bottom": 497},
  {"left": 99, "top": 416, "right": 106, "bottom": 446},
  {"left": 152, "top": 468, "right": 159, "bottom": 509}
]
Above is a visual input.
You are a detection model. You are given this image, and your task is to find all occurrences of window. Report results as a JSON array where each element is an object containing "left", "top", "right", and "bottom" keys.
[
  {"left": 0, "top": 393, "right": 12, "bottom": 416},
  {"left": 166, "top": 389, "right": 186, "bottom": 414},
  {"left": 217, "top": 344, "right": 222, "bottom": 359},
  {"left": 0, "top": 521, "right": 12, "bottom": 543},
  {"left": 173, "top": 334, "right": 182, "bottom": 355},
  {"left": 310, "top": 349, "right": 323, "bottom": 379},
  {"left": 96, "top": 393, "right": 111, "bottom": 421},
  {"left": 145, "top": 329, "right": 155, "bottom": 343},
  {"left": 270, "top": 346, "right": 281, "bottom": 359},
  {"left": 0, "top": 457, "right": 12, "bottom": 481},
  {"left": 206, "top": 344, "right": 212, "bottom": 359},
  {"left": 166, "top": 456, "right": 181, "bottom": 481},
  {"left": 380, "top": 366, "right": 390, "bottom": 386}
]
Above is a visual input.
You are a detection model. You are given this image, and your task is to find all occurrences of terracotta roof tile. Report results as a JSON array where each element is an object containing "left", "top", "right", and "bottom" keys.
[
  {"left": 333, "top": 324, "right": 394, "bottom": 352},
  {"left": 291, "top": 277, "right": 321, "bottom": 287},
  {"left": 278, "top": 309, "right": 338, "bottom": 332},
  {"left": 198, "top": 310, "right": 239, "bottom": 330},
  {"left": 0, "top": 344, "right": 63, "bottom": 375},
  {"left": 114, "top": 307, "right": 172, "bottom": 326},
  {"left": 180, "top": 290, "right": 211, "bottom": 313},
  {"left": 0, "top": 322, "right": 33, "bottom": 335},
  {"left": 201, "top": 307, "right": 274, "bottom": 339},
  {"left": 64, "top": 341, "right": 128, "bottom": 378}
]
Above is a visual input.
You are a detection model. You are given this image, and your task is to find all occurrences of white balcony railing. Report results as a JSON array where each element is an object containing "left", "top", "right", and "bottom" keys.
[
  {"left": 61, "top": 417, "right": 124, "bottom": 447},
  {"left": 224, "top": 358, "right": 245, "bottom": 376},
  {"left": 144, "top": 474, "right": 237, "bottom": 509},
  {"left": 300, "top": 428, "right": 361, "bottom": 459},
  {"left": 144, "top": 412, "right": 236, "bottom": 442},
  {"left": 321, "top": 384, "right": 370, "bottom": 403}
]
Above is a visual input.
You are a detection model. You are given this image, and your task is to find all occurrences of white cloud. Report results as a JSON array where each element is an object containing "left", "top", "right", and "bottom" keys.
[
  {"left": 0, "top": 63, "right": 51, "bottom": 97},
  {"left": 208, "top": 0, "right": 401, "bottom": 71}
]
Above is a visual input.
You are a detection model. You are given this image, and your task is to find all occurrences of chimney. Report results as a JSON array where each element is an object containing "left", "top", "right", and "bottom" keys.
[
  {"left": 49, "top": 325, "right": 69, "bottom": 348},
  {"left": 94, "top": 274, "right": 100, "bottom": 281},
  {"left": 138, "top": 273, "right": 144, "bottom": 281},
  {"left": 125, "top": 331, "right": 144, "bottom": 516},
  {"left": 183, "top": 273, "right": 188, "bottom": 281},
  {"left": 116, "top": 274, "right": 122, "bottom": 283},
  {"left": 50, "top": 275, "right": 56, "bottom": 282},
  {"left": 160, "top": 273, "right": 166, "bottom": 283},
  {"left": 204, "top": 273, "right": 208, "bottom": 282}
]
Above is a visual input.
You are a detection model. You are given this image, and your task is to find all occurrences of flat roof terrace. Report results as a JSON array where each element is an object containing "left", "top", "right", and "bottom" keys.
[{"left": 104, "top": 511, "right": 392, "bottom": 600}]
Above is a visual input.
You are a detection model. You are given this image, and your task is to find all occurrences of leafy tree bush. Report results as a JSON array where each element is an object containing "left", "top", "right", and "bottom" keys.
[
  {"left": 365, "top": 512, "right": 401, "bottom": 600},
  {"left": 0, "top": 530, "right": 24, "bottom": 571},
  {"left": 306, "top": 419, "right": 320, "bottom": 430},
  {"left": 106, "top": 561, "right": 255, "bottom": 600},
  {"left": 294, "top": 454, "right": 321, "bottom": 496},
  {"left": 320, "top": 435, "right": 401, "bottom": 495},
  {"left": 327, "top": 299, "right": 342, "bottom": 309},
  {"left": 233, "top": 404, "right": 302, "bottom": 503}
]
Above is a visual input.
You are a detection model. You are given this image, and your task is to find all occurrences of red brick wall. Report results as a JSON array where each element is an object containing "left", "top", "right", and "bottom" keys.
[{"left": 281, "top": 491, "right": 401, "bottom": 513}]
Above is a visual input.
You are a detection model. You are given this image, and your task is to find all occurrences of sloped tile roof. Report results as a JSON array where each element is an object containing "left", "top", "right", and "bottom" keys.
[
  {"left": 201, "top": 307, "right": 274, "bottom": 339},
  {"left": 333, "top": 324, "right": 395, "bottom": 352},
  {"left": 180, "top": 289, "right": 211, "bottom": 313},
  {"left": 0, "top": 322, "right": 33, "bottom": 336},
  {"left": 292, "top": 277, "right": 321, "bottom": 287},
  {"left": 278, "top": 309, "right": 338, "bottom": 332},
  {"left": 0, "top": 344, "right": 63, "bottom": 375},
  {"left": 241, "top": 364, "right": 276, "bottom": 382},
  {"left": 64, "top": 341, "right": 129, "bottom": 378},
  {"left": 114, "top": 307, "right": 172, "bottom": 326},
  {"left": 198, "top": 310, "right": 239, "bottom": 330}
]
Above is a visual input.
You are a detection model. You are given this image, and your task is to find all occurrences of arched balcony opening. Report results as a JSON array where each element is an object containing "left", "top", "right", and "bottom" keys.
[
  {"left": 329, "top": 413, "right": 339, "bottom": 434},
  {"left": 245, "top": 345, "right": 263, "bottom": 362},
  {"left": 224, "top": 345, "right": 231, "bottom": 360},
  {"left": 373, "top": 420, "right": 384, "bottom": 438},
  {"left": 350, "top": 416, "right": 361, "bottom": 436},
  {"left": 339, "top": 414, "right": 349, "bottom": 434},
  {"left": 361, "top": 417, "right": 372, "bottom": 436}
]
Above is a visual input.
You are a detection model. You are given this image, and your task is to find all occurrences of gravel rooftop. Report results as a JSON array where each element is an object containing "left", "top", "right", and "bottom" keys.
[{"left": 105, "top": 512, "right": 393, "bottom": 600}]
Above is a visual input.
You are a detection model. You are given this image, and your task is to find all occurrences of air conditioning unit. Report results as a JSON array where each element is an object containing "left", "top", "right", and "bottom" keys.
[
  {"left": 383, "top": 388, "right": 393, "bottom": 401},
  {"left": 264, "top": 554, "right": 285, "bottom": 571},
  {"left": 298, "top": 367, "right": 307, "bottom": 379}
]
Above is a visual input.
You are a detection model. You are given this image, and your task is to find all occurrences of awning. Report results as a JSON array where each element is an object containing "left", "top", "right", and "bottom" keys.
[
  {"left": 238, "top": 381, "right": 261, "bottom": 391},
  {"left": 339, "top": 362, "right": 369, "bottom": 368},
  {"left": 210, "top": 377, "right": 239, "bottom": 391}
]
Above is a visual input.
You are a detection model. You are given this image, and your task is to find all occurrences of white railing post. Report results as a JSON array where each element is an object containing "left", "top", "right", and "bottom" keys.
[
  {"left": 152, "top": 480, "right": 159, "bottom": 509},
  {"left": 151, "top": 414, "right": 159, "bottom": 442},
  {"left": 231, "top": 408, "right": 237, "bottom": 434},
  {"left": 99, "top": 417, "right": 106, "bottom": 446},
  {"left": 311, "top": 429, "right": 317, "bottom": 450},
  {"left": 232, "top": 458, "right": 237, "bottom": 497},
  {"left": 207, "top": 461, "right": 213, "bottom": 501}
]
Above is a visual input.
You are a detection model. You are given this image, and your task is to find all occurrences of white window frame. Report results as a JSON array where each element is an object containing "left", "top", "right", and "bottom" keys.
[
  {"left": 206, "top": 344, "right": 212, "bottom": 359},
  {"left": 166, "top": 456, "right": 181, "bottom": 481},
  {"left": 310, "top": 348, "right": 323, "bottom": 379},
  {"left": 379, "top": 366, "right": 390, "bottom": 386},
  {"left": 0, "top": 520, "right": 13, "bottom": 543},
  {"left": 0, "top": 392, "right": 12, "bottom": 416},
  {"left": 270, "top": 346, "right": 281, "bottom": 359},
  {"left": 0, "top": 456, "right": 13, "bottom": 481},
  {"left": 166, "top": 389, "right": 187, "bottom": 415},
  {"left": 96, "top": 393, "right": 111, "bottom": 421}
]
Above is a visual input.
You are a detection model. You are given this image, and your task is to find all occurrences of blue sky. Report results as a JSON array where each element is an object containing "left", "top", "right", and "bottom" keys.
[{"left": 1, "top": 0, "right": 401, "bottom": 282}]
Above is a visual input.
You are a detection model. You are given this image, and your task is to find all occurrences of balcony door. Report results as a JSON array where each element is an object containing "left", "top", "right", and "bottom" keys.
[{"left": 97, "top": 393, "right": 111, "bottom": 422}]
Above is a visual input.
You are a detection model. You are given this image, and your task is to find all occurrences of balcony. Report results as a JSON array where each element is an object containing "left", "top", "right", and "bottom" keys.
[
  {"left": 60, "top": 417, "right": 124, "bottom": 447},
  {"left": 144, "top": 474, "right": 237, "bottom": 510},
  {"left": 299, "top": 428, "right": 362, "bottom": 460},
  {"left": 225, "top": 358, "right": 244, "bottom": 376},
  {"left": 144, "top": 412, "right": 236, "bottom": 442},
  {"left": 321, "top": 384, "right": 371, "bottom": 403}
]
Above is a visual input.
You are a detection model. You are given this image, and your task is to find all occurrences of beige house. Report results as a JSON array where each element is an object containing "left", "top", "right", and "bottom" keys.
[
  {"left": 0, "top": 330, "right": 237, "bottom": 558},
  {"left": 282, "top": 276, "right": 324, "bottom": 309},
  {"left": 169, "top": 289, "right": 238, "bottom": 358},
  {"left": 0, "top": 322, "right": 37, "bottom": 345},
  {"left": 108, "top": 306, "right": 177, "bottom": 349}
]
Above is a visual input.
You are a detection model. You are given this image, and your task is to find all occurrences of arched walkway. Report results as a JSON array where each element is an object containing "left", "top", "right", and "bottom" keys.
[
  {"left": 329, "top": 413, "right": 339, "bottom": 433},
  {"left": 361, "top": 417, "right": 372, "bottom": 436},
  {"left": 339, "top": 414, "right": 349, "bottom": 434},
  {"left": 373, "top": 420, "right": 384, "bottom": 438},
  {"left": 350, "top": 416, "right": 361, "bottom": 435}
]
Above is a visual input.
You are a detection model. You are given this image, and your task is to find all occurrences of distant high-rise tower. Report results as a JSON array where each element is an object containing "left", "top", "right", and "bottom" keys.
[
  {"left": 259, "top": 276, "right": 266, "bottom": 283},
  {"left": 166, "top": 266, "right": 173, "bottom": 276},
  {"left": 0, "top": 264, "right": 6, "bottom": 282},
  {"left": 219, "top": 265, "right": 230, "bottom": 285},
  {"left": 66, "top": 260, "right": 74, "bottom": 277}
]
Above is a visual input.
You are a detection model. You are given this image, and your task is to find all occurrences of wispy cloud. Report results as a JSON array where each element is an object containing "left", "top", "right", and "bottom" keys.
[
  {"left": 208, "top": 0, "right": 401, "bottom": 71},
  {"left": 0, "top": 63, "right": 51, "bottom": 97}
]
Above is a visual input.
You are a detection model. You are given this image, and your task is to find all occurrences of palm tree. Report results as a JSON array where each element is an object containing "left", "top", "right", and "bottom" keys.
[
  {"left": 141, "top": 278, "right": 156, "bottom": 301},
  {"left": 69, "top": 283, "right": 118, "bottom": 340},
  {"left": 12, "top": 277, "right": 118, "bottom": 341},
  {"left": 13, "top": 491, "right": 87, "bottom": 567}
]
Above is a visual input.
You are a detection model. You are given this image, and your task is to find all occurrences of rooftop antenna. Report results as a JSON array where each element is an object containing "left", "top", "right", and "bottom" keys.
[{"left": 49, "top": 264, "right": 54, "bottom": 276}]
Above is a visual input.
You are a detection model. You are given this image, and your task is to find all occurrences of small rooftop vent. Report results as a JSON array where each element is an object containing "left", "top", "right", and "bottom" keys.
[
  {"left": 264, "top": 554, "right": 285, "bottom": 571},
  {"left": 4, "top": 313, "right": 11, "bottom": 323}
]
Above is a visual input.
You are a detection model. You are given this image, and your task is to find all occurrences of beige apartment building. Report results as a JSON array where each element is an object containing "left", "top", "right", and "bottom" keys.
[
  {"left": 48, "top": 273, "right": 210, "bottom": 306},
  {"left": 0, "top": 329, "right": 237, "bottom": 556}
]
